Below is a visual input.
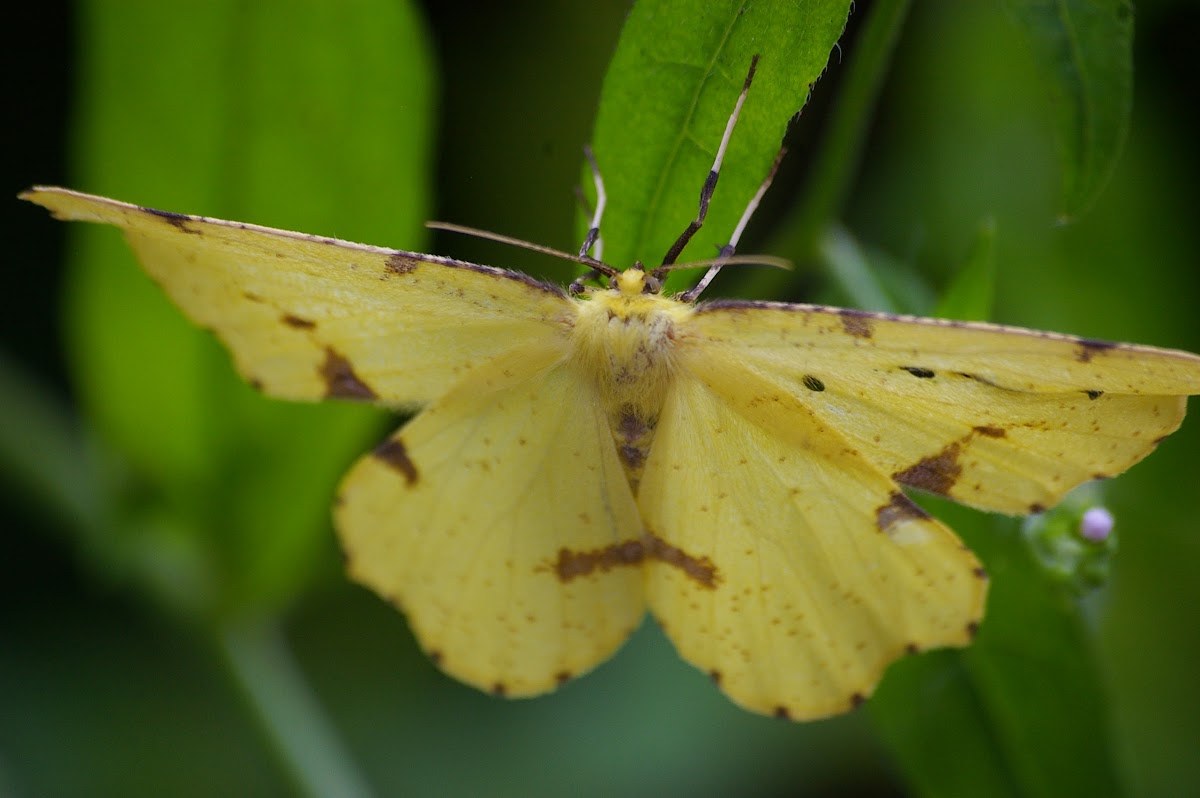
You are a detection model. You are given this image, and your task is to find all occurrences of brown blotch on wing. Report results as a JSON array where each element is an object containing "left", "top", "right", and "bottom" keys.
[
  {"left": 893, "top": 442, "right": 963, "bottom": 496},
  {"left": 1076, "top": 338, "right": 1118, "bottom": 363},
  {"left": 773, "top": 706, "right": 792, "bottom": 720},
  {"left": 373, "top": 438, "right": 419, "bottom": 486},
  {"left": 144, "top": 206, "right": 202, "bottom": 234},
  {"left": 838, "top": 309, "right": 876, "bottom": 339},
  {"left": 385, "top": 253, "right": 419, "bottom": 275},
  {"left": 875, "top": 491, "right": 930, "bottom": 534},
  {"left": 900, "top": 366, "right": 935, "bottom": 379},
  {"left": 849, "top": 692, "right": 867, "bottom": 709},
  {"left": 644, "top": 531, "right": 720, "bottom": 589},
  {"left": 282, "top": 313, "right": 316, "bottom": 330},
  {"left": 491, "top": 682, "right": 508, "bottom": 697},
  {"left": 548, "top": 539, "right": 646, "bottom": 582},
  {"left": 320, "top": 347, "right": 378, "bottom": 400},
  {"left": 972, "top": 425, "right": 1006, "bottom": 438}
]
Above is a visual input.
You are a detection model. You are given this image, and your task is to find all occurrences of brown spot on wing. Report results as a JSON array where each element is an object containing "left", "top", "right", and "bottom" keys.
[
  {"left": 802, "top": 375, "right": 825, "bottom": 392},
  {"left": 282, "top": 313, "right": 316, "bottom": 330},
  {"left": 320, "top": 347, "right": 377, "bottom": 400},
  {"left": 838, "top": 309, "right": 875, "bottom": 339},
  {"left": 385, "top": 253, "right": 418, "bottom": 275},
  {"left": 773, "top": 706, "right": 792, "bottom": 720},
  {"left": 972, "top": 425, "right": 1006, "bottom": 438},
  {"left": 1085, "top": 389, "right": 1104, "bottom": 400},
  {"left": 373, "top": 438, "right": 419, "bottom": 486},
  {"left": 491, "top": 682, "right": 508, "bottom": 697},
  {"left": 849, "top": 692, "right": 867, "bottom": 709},
  {"left": 875, "top": 491, "right": 930, "bottom": 534},
  {"left": 900, "top": 366, "right": 935, "bottom": 379},
  {"left": 893, "top": 442, "right": 962, "bottom": 496},
  {"left": 555, "top": 671, "right": 572, "bottom": 687}
]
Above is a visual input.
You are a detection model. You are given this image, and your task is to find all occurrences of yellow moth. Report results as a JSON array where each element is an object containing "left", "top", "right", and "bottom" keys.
[{"left": 21, "top": 59, "right": 1200, "bottom": 721}]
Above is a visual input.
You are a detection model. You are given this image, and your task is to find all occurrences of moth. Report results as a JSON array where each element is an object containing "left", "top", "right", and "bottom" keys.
[{"left": 22, "top": 58, "right": 1200, "bottom": 720}]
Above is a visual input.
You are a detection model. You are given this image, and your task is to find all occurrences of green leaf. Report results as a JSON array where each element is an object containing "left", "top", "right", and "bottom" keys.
[
  {"left": 586, "top": 0, "right": 854, "bottom": 291},
  {"left": 62, "top": 0, "right": 435, "bottom": 614},
  {"left": 871, "top": 506, "right": 1126, "bottom": 798},
  {"left": 999, "top": 0, "right": 1133, "bottom": 221},
  {"left": 934, "top": 217, "right": 997, "bottom": 320}
]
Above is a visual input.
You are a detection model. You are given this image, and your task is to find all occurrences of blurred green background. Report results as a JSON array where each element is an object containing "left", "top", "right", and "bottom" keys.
[{"left": 4, "top": 1, "right": 1200, "bottom": 796}]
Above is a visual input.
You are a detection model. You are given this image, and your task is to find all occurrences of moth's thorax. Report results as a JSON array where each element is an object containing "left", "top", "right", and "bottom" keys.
[{"left": 570, "top": 270, "right": 694, "bottom": 488}]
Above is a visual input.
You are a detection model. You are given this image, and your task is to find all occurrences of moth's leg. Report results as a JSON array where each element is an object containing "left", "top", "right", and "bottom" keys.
[
  {"left": 658, "top": 54, "right": 759, "bottom": 271},
  {"left": 680, "top": 146, "right": 785, "bottom": 302},
  {"left": 570, "top": 145, "right": 607, "bottom": 295}
]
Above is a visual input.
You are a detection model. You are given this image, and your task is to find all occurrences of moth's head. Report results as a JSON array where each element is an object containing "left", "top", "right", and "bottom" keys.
[{"left": 613, "top": 265, "right": 662, "bottom": 296}]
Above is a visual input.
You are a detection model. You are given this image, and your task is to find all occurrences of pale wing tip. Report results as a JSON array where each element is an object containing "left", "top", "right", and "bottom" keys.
[{"left": 18, "top": 186, "right": 97, "bottom": 219}]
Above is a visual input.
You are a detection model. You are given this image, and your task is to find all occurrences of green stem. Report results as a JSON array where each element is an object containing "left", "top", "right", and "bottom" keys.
[
  {"left": 737, "top": 0, "right": 914, "bottom": 299},
  {"left": 219, "top": 618, "right": 377, "bottom": 798}
]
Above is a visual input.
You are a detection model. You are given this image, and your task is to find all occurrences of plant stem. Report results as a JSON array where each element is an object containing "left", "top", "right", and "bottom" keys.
[{"left": 219, "top": 618, "right": 377, "bottom": 798}]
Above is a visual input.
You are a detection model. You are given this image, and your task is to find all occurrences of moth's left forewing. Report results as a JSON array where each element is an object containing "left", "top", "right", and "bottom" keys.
[
  {"left": 23, "top": 187, "right": 575, "bottom": 407},
  {"left": 687, "top": 301, "right": 1200, "bottom": 514}
]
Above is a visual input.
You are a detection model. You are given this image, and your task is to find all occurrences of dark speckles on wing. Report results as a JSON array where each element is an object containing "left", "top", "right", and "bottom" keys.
[
  {"left": 319, "top": 347, "right": 377, "bottom": 400},
  {"left": 385, "top": 253, "right": 419, "bottom": 275},
  {"left": 900, "top": 366, "right": 935, "bottom": 379}
]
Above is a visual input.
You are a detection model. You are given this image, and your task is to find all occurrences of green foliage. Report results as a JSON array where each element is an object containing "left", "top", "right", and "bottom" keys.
[
  {"left": 61, "top": 0, "right": 434, "bottom": 615},
  {"left": 1000, "top": 0, "right": 1134, "bottom": 220},
  {"left": 586, "top": 0, "right": 853, "bottom": 290}
]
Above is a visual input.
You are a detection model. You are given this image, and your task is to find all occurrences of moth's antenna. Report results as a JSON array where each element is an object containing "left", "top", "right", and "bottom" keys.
[
  {"left": 578, "top": 145, "right": 606, "bottom": 261},
  {"left": 657, "top": 54, "right": 759, "bottom": 271},
  {"left": 680, "top": 146, "right": 786, "bottom": 302},
  {"left": 571, "top": 146, "right": 610, "bottom": 295},
  {"left": 661, "top": 252, "right": 792, "bottom": 273},
  {"left": 426, "top": 221, "right": 615, "bottom": 274}
]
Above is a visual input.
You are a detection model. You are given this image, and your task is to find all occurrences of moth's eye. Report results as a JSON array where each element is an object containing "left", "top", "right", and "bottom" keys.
[{"left": 643, "top": 275, "right": 662, "bottom": 294}]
